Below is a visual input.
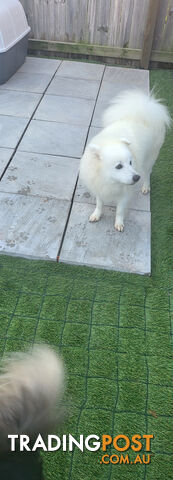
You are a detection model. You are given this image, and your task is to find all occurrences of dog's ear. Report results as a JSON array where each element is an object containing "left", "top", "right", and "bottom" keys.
[
  {"left": 120, "top": 138, "right": 131, "bottom": 145},
  {"left": 89, "top": 144, "right": 101, "bottom": 158}
]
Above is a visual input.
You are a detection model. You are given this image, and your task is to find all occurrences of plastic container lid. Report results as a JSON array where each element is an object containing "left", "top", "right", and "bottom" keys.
[{"left": 0, "top": 0, "right": 30, "bottom": 53}]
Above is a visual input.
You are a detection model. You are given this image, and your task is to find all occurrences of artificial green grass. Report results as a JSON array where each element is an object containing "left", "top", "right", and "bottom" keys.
[{"left": 0, "top": 70, "right": 173, "bottom": 479}]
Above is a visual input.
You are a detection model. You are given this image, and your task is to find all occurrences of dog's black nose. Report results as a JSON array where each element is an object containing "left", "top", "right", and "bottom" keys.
[{"left": 133, "top": 174, "right": 140, "bottom": 183}]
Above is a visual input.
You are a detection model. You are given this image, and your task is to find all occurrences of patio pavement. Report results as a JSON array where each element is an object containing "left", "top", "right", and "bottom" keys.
[{"left": 0, "top": 57, "right": 150, "bottom": 274}]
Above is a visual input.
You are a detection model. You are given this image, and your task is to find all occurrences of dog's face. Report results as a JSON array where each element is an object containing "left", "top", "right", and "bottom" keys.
[{"left": 89, "top": 139, "right": 140, "bottom": 185}]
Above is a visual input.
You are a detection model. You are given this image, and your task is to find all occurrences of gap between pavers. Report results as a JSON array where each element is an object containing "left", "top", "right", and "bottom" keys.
[{"left": 0, "top": 148, "right": 14, "bottom": 177}]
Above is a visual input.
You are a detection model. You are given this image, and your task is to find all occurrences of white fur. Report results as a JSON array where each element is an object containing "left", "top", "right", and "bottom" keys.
[
  {"left": 80, "top": 89, "right": 171, "bottom": 231},
  {"left": 0, "top": 346, "right": 64, "bottom": 450}
]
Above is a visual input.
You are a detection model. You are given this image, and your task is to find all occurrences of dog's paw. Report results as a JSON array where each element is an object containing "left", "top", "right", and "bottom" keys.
[
  {"left": 115, "top": 222, "right": 124, "bottom": 232},
  {"left": 89, "top": 212, "right": 101, "bottom": 222},
  {"left": 142, "top": 185, "right": 150, "bottom": 195}
]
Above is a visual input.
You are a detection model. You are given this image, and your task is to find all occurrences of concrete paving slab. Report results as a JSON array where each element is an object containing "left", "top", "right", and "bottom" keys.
[
  {"left": 0, "top": 90, "right": 41, "bottom": 118},
  {"left": 0, "top": 151, "right": 79, "bottom": 201},
  {"left": 34, "top": 95, "right": 95, "bottom": 126},
  {"left": 103, "top": 66, "right": 149, "bottom": 88},
  {"left": 19, "top": 120, "right": 88, "bottom": 158},
  {"left": 59, "top": 202, "right": 151, "bottom": 274},
  {"left": 0, "top": 193, "right": 70, "bottom": 260},
  {"left": 47, "top": 76, "right": 100, "bottom": 99},
  {"left": 0, "top": 148, "right": 14, "bottom": 177},
  {"left": 19, "top": 56, "right": 61, "bottom": 75},
  {"left": 74, "top": 178, "right": 150, "bottom": 212},
  {"left": 56, "top": 60, "right": 105, "bottom": 80},
  {"left": 98, "top": 79, "right": 149, "bottom": 103},
  {"left": 0, "top": 116, "right": 28, "bottom": 148},
  {"left": 0, "top": 72, "right": 53, "bottom": 94}
]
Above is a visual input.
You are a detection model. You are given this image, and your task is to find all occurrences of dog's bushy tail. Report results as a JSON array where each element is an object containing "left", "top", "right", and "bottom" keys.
[
  {"left": 103, "top": 89, "right": 172, "bottom": 132},
  {"left": 0, "top": 346, "right": 64, "bottom": 451}
]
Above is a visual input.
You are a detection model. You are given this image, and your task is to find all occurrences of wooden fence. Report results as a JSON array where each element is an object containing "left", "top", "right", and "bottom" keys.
[{"left": 20, "top": 0, "right": 173, "bottom": 67}]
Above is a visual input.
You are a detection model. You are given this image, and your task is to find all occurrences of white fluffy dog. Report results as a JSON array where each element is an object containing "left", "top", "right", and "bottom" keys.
[{"left": 80, "top": 89, "right": 171, "bottom": 231}]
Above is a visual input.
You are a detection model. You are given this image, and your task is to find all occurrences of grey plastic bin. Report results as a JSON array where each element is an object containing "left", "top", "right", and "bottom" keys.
[{"left": 0, "top": 0, "right": 31, "bottom": 84}]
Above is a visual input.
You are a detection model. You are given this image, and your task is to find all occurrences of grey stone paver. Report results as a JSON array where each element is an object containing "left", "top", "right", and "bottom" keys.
[
  {"left": 19, "top": 119, "right": 88, "bottom": 157},
  {"left": 59, "top": 202, "right": 151, "bottom": 275},
  {"left": 0, "top": 193, "right": 70, "bottom": 261},
  {"left": 0, "top": 151, "right": 79, "bottom": 201},
  {"left": 0, "top": 116, "right": 28, "bottom": 148},
  {"left": 103, "top": 66, "right": 149, "bottom": 88},
  {"left": 19, "top": 56, "right": 61, "bottom": 75},
  {"left": 0, "top": 72, "right": 53, "bottom": 94},
  {"left": 0, "top": 90, "right": 41, "bottom": 118},
  {"left": 0, "top": 148, "right": 14, "bottom": 177},
  {"left": 56, "top": 60, "right": 105, "bottom": 80},
  {"left": 0, "top": 57, "right": 150, "bottom": 273},
  {"left": 34, "top": 95, "right": 95, "bottom": 126},
  {"left": 98, "top": 79, "right": 148, "bottom": 103},
  {"left": 46, "top": 76, "right": 100, "bottom": 99}
]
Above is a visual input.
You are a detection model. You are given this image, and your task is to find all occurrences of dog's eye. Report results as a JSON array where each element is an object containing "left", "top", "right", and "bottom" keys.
[
  {"left": 116, "top": 164, "right": 123, "bottom": 169},
  {"left": 130, "top": 160, "right": 132, "bottom": 165}
]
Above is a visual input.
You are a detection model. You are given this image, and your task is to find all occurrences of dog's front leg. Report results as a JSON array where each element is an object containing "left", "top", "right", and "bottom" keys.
[
  {"left": 89, "top": 196, "right": 103, "bottom": 222},
  {"left": 141, "top": 170, "right": 151, "bottom": 194},
  {"left": 115, "top": 201, "right": 126, "bottom": 232}
]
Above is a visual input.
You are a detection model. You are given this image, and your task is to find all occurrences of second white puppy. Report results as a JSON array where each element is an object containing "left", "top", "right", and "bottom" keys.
[{"left": 80, "top": 89, "right": 171, "bottom": 231}]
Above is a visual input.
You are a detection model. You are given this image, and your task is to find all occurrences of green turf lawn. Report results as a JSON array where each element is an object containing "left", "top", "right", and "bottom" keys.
[{"left": 0, "top": 70, "right": 172, "bottom": 479}]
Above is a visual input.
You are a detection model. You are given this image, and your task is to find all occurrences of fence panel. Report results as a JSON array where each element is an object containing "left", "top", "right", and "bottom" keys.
[{"left": 20, "top": 0, "right": 173, "bottom": 53}]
